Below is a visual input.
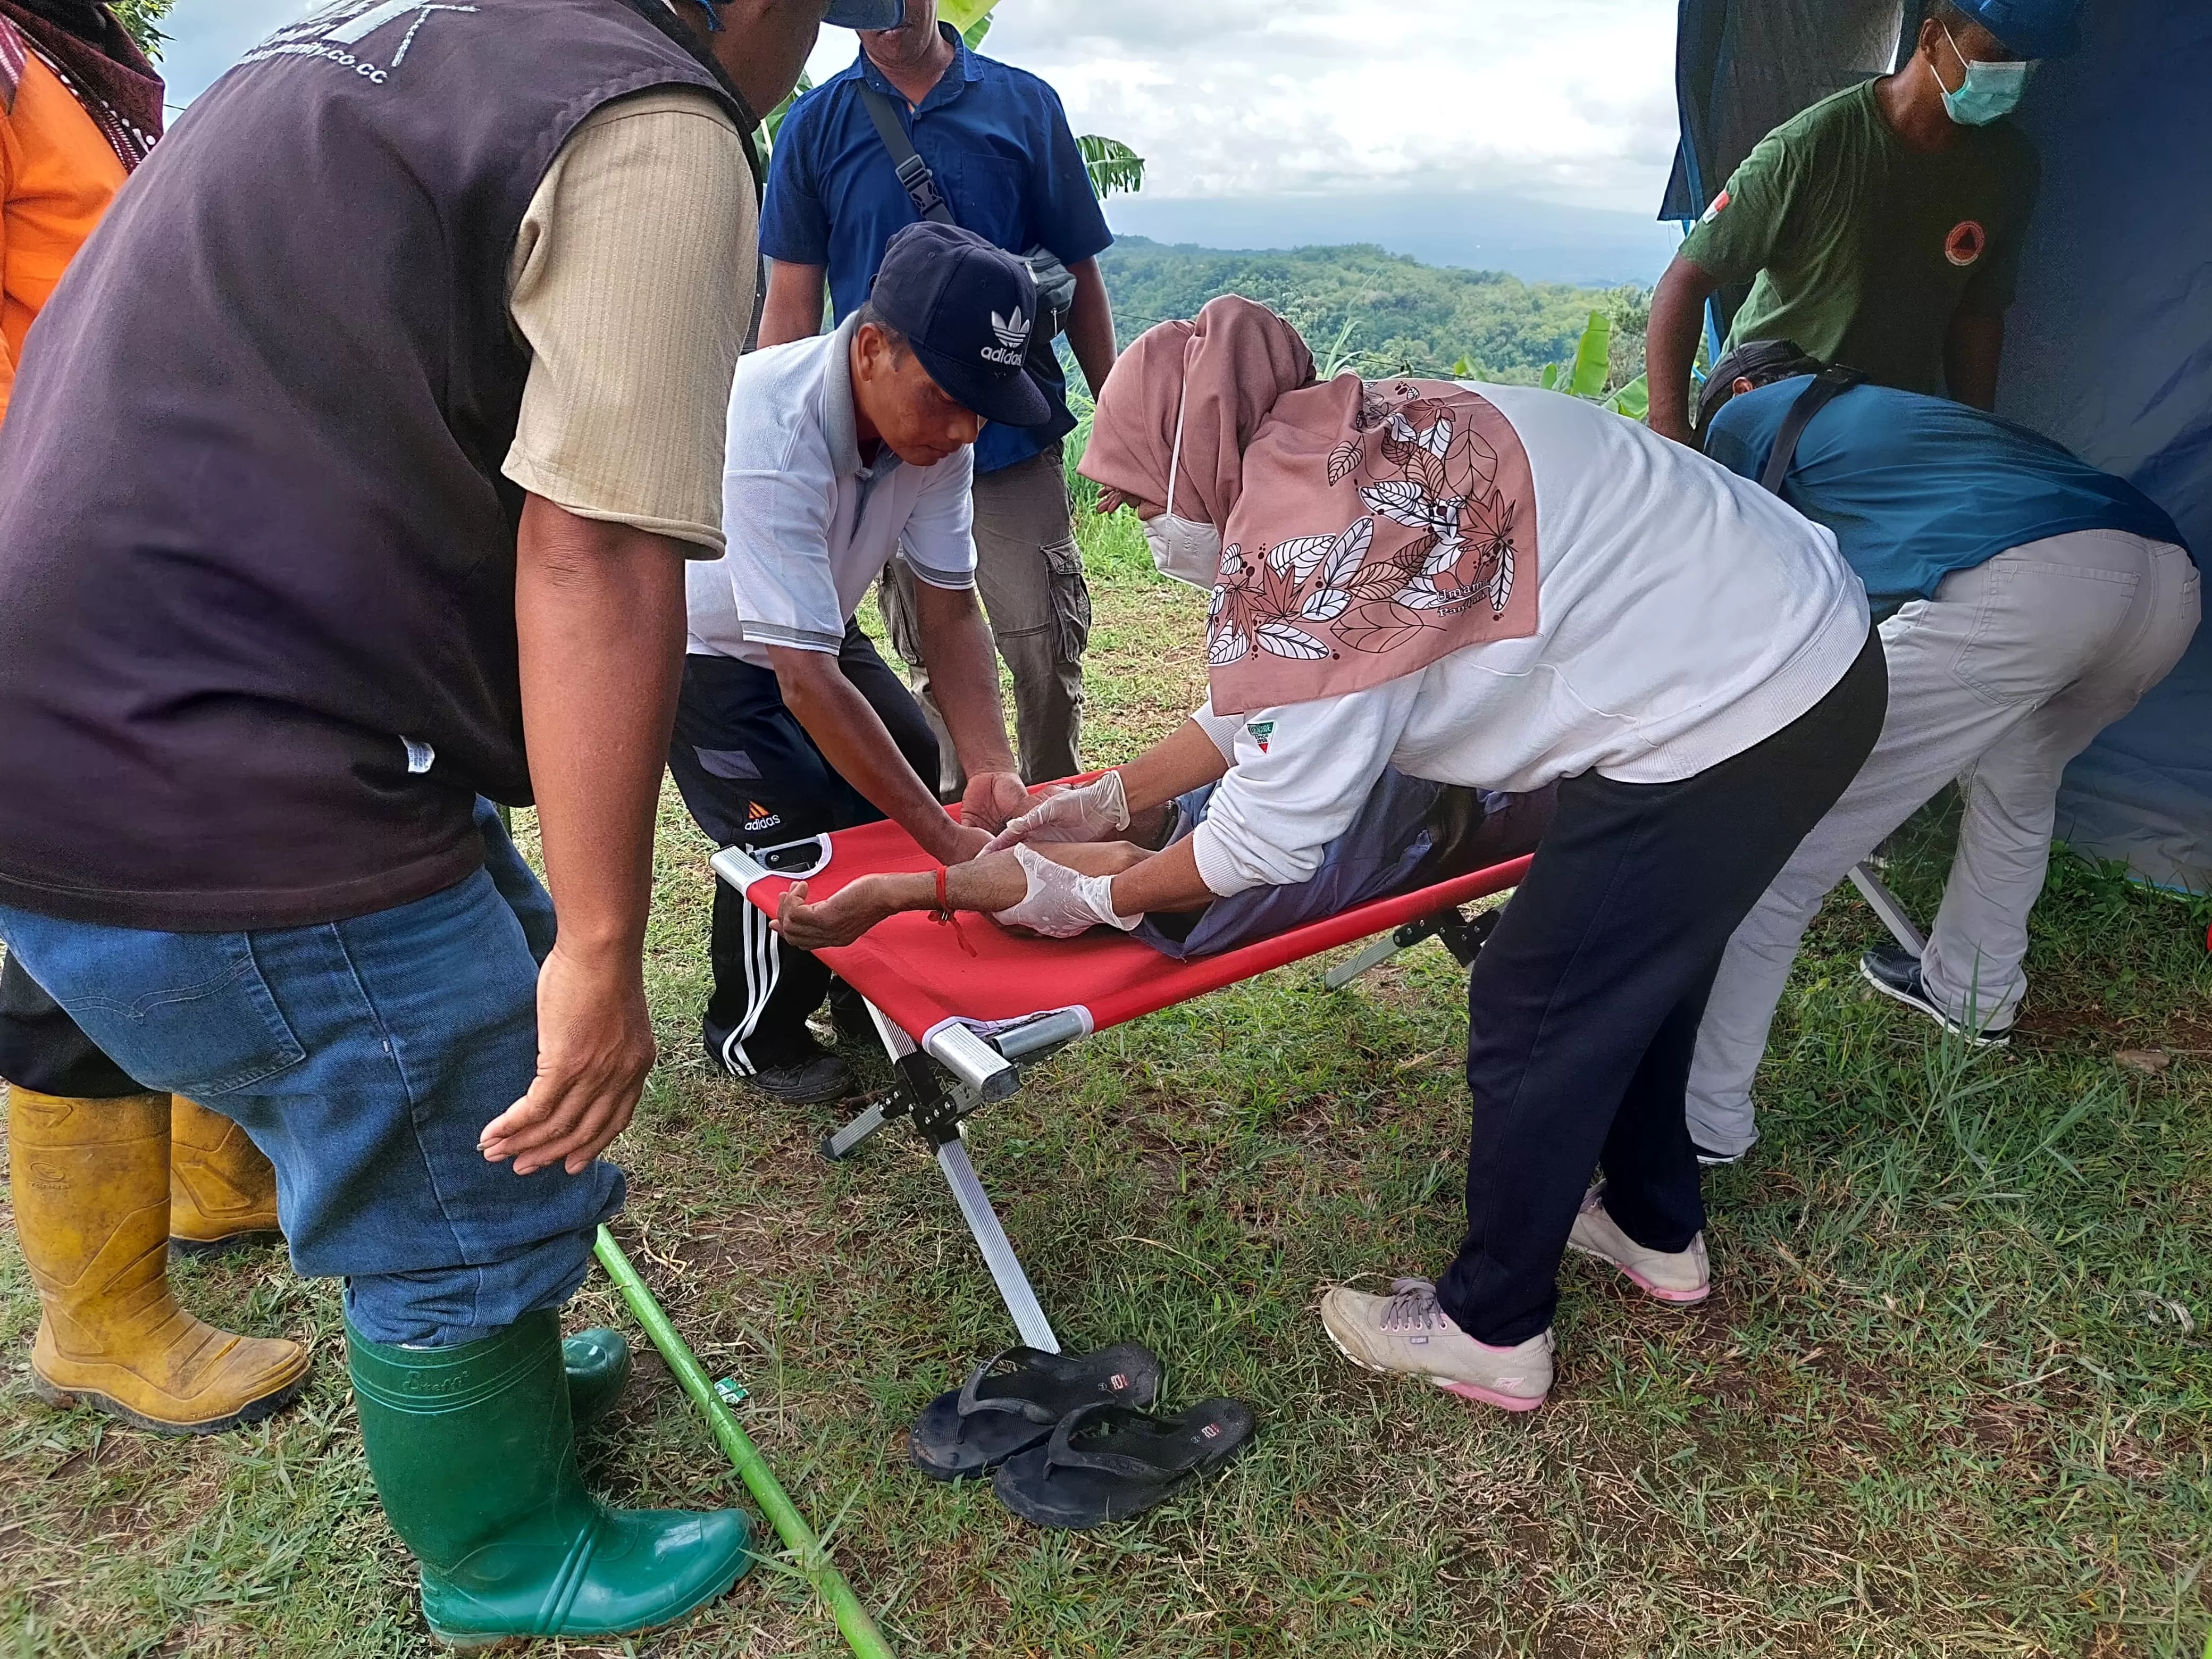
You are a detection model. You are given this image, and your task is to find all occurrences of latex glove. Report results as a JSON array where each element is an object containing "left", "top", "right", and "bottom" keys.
[
  {"left": 990, "top": 845, "right": 1141, "bottom": 939},
  {"left": 983, "top": 770, "right": 1129, "bottom": 853}
]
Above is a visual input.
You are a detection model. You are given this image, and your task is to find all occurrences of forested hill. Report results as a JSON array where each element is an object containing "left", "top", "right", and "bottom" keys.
[{"left": 1096, "top": 236, "right": 1649, "bottom": 386}]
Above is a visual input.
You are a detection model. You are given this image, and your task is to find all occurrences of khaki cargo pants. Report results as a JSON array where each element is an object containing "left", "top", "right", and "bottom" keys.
[
  {"left": 1685, "top": 529, "right": 2201, "bottom": 1158},
  {"left": 878, "top": 441, "right": 1090, "bottom": 791}
]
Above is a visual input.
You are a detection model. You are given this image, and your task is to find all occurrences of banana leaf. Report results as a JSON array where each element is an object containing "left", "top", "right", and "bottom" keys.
[
  {"left": 1078, "top": 135, "right": 1146, "bottom": 198},
  {"left": 1568, "top": 310, "right": 1612, "bottom": 399},
  {"left": 1603, "top": 374, "right": 1649, "bottom": 420},
  {"left": 940, "top": 0, "right": 1000, "bottom": 36}
]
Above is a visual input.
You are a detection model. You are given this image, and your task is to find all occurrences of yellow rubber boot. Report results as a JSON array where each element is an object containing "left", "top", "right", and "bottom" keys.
[
  {"left": 7, "top": 1087, "right": 312, "bottom": 1434},
  {"left": 168, "top": 1095, "right": 282, "bottom": 1255}
]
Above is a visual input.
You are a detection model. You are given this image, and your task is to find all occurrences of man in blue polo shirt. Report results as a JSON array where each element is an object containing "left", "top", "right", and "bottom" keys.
[
  {"left": 1680, "top": 341, "right": 2199, "bottom": 1162},
  {"left": 757, "top": 0, "right": 1117, "bottom": 794}
]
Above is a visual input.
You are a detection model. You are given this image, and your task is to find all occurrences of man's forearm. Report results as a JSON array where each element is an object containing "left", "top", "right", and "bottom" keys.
[
  {"left": 1946, "top": 311, "right": 2004, "bottom": 409},
  {"left": 1107, "top": 837, "right": 1214, "bottom": 915},
  {"left": 515, "top": 496, "right": 688, "bottom": 959},
  {"left": 1646, "top": 254, "right": 1720, "bottom": 443},
  {"left": 1065, "top": 258, "right": 1118, "bottom": 397},
  {"left": 913, "top": 585, "right": 1018, "bottom": 777},
  {"left": 1117, "top": 719, "right": 1233, "bottom": 814},
  {"left": 776, "top": 653, "right": 967, "bottom": 859},
  {"left": 758, "top": 259, "right": 828, "bottom": 350}
]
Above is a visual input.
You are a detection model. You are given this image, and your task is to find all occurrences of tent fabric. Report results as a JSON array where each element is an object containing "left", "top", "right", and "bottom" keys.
[
  {"left": 1664, "top": 0, "right": 2212, "bottom": 889},
  {"left": 735, "top": 816, "right": 1529, "bottom": 1042},
  {"left": 1998, "top": 0, "right": 2212, "bottom": 889},
  {"left": 1661, "top": 0, "right": 1908, "bottom": 224}
]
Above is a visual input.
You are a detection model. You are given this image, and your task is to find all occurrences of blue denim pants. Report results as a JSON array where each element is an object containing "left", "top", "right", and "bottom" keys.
[{"left": 0, "top": 806, "right": 618, "bottom": 1346}]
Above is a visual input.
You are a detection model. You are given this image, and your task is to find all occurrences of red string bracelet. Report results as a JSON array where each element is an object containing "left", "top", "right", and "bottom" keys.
[{"left": 931, "top": 866, "right": 979, "bottom": 958}]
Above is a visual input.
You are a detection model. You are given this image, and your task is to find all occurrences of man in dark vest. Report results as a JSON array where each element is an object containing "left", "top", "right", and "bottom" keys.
[{"left": 0, "top": 0, "right": 899, "bottom": 1643}]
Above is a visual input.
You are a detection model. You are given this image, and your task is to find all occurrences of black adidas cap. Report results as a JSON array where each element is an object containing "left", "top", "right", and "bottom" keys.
[{"left": 868, "top": 222, "right": 1053, "bottom": 429}]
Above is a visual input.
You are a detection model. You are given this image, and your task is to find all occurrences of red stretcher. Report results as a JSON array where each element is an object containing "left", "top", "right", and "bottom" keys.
[{"left": 711, "top": 822, "right": 1531, "bottom": 1353}]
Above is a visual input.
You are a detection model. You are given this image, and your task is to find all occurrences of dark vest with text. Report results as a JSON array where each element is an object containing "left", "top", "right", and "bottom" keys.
[{"left": 0, "top": 0, "right": 747, "bottom": 929}]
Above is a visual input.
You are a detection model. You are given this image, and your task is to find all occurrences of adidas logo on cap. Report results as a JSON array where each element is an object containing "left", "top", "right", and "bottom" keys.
[{"left": 982, "top": 307, "right": 1030, "bottom": 368}]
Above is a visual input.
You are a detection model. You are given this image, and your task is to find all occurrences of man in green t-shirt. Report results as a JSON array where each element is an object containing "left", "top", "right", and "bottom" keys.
[{"left": 1646, "top": 0, "right": 2079, "bottom": 445}]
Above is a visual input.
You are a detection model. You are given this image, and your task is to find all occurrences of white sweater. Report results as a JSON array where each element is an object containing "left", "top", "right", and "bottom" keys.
[{"left": 1188, "top": 383, "right": 1869, "bottom": 897}]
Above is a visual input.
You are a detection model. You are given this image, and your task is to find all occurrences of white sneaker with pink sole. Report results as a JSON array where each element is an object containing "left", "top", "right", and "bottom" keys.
[
  {"left": 1566, "top": 1188, "right": 1711, "bottom": 1304},
  {"left": 1318, "top": 1279, "right": 1553, "bottom": 1412}
]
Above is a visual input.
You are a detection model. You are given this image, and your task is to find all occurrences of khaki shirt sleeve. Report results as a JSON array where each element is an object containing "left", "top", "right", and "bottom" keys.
[{"left": 503, "top": 89, "right": 758, "bottom": 555}]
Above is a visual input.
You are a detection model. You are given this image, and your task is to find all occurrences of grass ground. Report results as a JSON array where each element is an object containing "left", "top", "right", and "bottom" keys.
[{"left": 3, "top": 511, "right": 2209, "bottom": 1657}]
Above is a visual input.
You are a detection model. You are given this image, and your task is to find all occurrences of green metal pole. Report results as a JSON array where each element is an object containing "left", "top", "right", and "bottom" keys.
[{"left": 592, "top": 1226, "right": 896, "bottom": 1659}]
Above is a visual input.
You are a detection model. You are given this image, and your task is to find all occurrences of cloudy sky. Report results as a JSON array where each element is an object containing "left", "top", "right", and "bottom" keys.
[{"left": 158, "top": 0, "right": 1687, "bottom": 279}]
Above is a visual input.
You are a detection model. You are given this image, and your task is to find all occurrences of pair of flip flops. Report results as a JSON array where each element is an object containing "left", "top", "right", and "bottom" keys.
[{"left": 909, "top": 1344, "right": 1254, "bottom": 1529}]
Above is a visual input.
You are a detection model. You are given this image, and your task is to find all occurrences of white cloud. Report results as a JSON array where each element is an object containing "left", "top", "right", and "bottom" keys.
[
  {"left": 167, "top": 1, "right": 1682, "bottom": 218},
  {"left": 847, "top": 0, "right": 1685, "bottom": 215}
]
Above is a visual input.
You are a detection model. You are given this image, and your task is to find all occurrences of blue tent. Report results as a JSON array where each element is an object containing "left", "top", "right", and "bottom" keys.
[{"left": 1662, "top": 0, "right": 2212, "bottom": 889}]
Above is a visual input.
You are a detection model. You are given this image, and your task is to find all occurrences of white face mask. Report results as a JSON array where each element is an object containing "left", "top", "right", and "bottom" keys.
[{"left": 1142, "top": 378, "right": 1224, "bottom": 589}]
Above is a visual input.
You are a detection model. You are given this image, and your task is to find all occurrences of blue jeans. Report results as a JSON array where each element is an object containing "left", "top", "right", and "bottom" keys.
[
  {"left": 474, "top": 798, "right": 557, "bottom": 964},
  {"left": 0, "top": 819, "right": 619, "bottom": 1346}
]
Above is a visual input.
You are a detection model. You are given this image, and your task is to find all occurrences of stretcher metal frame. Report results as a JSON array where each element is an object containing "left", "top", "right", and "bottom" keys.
[
  {"left": 706, "top": 845, "right": 1925, "bottom": 1355},
  {"left": 709, "top": 844, "right": 1510, "bottom": 1354}
]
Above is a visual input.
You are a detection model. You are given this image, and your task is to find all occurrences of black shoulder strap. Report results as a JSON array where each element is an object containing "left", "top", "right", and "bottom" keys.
[
  {"left": 857, "top": 84, "right": 956, "bottom": 225},
  {"left": 1758, "top": 364, "right": 1865, "bottom": 495}
]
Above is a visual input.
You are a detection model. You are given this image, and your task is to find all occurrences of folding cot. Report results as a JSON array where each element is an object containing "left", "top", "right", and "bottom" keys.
[{"left": 710, "top": 821, "right": 1534, "bottom": 1353}]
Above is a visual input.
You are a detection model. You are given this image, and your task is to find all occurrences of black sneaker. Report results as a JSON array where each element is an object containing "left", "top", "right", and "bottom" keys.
[
  {"left": 1692, "top": 1143, "right": 1744, "bottom": 1168},
  {"left": 1859, "top": 944, "right": 2012, "bottom": 1046},
  {"left": 702, "top": 1023, "right": 855, "bottom": 1104}
]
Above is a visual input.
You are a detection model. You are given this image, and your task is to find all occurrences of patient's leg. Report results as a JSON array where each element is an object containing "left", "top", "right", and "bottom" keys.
[
  {"left": 1125, "top": 801, "right": 1178, "bottom": 849},
  {"left": 774, "top": 842, "right": 1153, "bottom": 950},
  {"left": 1032, "top": 841, "right": 1154, "bottom": 877},
  {"left": 1136, "top": 769, "right": 1446, "bottom": 959}
]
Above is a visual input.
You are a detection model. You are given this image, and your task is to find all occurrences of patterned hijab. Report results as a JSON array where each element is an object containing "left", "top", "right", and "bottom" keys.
[
  {"left": 0, "top": 0, "right": 163, "bottom": 171},
  {"left": 1080, "top": 296, "right": 1541, "bottom": 717}
]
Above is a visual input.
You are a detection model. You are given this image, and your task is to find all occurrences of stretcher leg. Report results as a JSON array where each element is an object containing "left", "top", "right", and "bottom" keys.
[
  {"left": 817, "top": 1002, "right": 918, "bottom": 1162},
  {"left": 822, "top": 1102, "right": 889, "bottom": 1162},
  {"left": 1322, "top": 905, "right": 1500, "bottom": 991},
  {"left": 1847, "top": 862, "right": 1926, "bottom": 958},
  {"left": 935, "top": 1136, "right": 1059, "bottom": 1354},
  {"left": 841, "top": 994, "right": 1061, "bottom": 1350},
  {"left": 1322, "top": 929, "right": 1414, "bottom": 991}
]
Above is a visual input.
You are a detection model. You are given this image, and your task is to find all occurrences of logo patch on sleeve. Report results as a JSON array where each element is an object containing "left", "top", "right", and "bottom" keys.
[
  {"left": 1944, "top": 220, "right": 1987, "bottom": 266},
  {"left": 1246, "top": 720, "right": 1275, "bottom": 753},
  {"left": 1698, "top": 189, "right": 1730, "bottom": 224}
]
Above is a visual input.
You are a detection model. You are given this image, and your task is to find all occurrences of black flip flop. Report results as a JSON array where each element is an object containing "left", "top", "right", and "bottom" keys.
[
  {"left": 909, "top": 1344, "right": 1161, "bottom": 1481},
  {"left": 992, "top": 1397, "right": 1255, "bottom": 1529}
]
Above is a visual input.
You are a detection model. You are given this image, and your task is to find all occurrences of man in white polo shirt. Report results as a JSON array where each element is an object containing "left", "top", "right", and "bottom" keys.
[{"left": 671, "top": 221, "right": 1041, "bottom": 1102}]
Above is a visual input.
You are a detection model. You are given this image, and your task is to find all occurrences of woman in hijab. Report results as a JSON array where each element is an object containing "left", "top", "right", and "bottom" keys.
[
  {"left": 781, "top": 296, "right": 1886, "bottom": 1412},
  {"left": 0, "top": 0, "right": 160, "bottom": 421}
]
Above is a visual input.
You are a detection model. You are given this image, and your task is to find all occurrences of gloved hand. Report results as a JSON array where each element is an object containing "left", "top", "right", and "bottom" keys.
[
  {"left": 983, "top": 770, "right": 1129, "bottom": 852},
  {"left": 990, "top": 845, "right": 1141, "bottom": 939}
]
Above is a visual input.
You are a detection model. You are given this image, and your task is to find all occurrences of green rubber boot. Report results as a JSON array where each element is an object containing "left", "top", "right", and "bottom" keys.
[
  {"left": 347, "top": 1310, "right": 749, "bottom": 1649},
  {"left": 561, "top": 1328, "right": 631, "bottom": 1431}
]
